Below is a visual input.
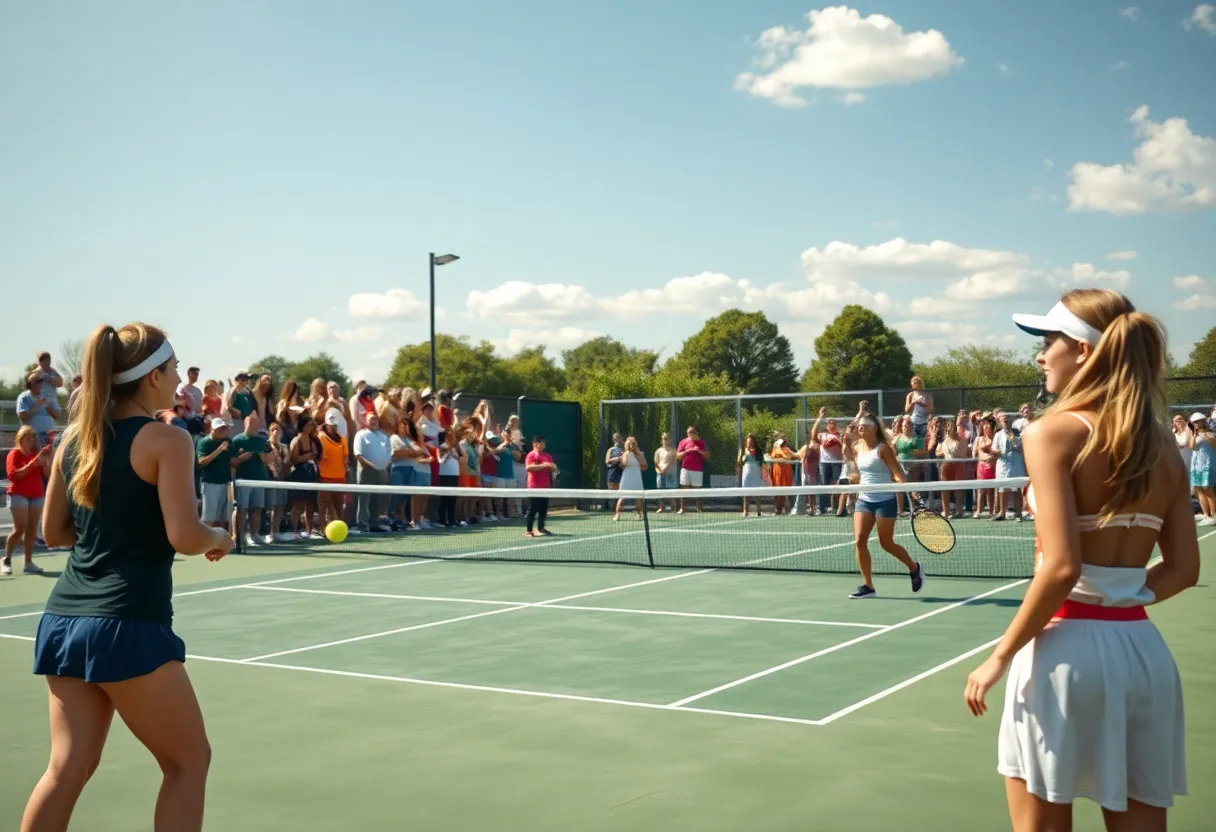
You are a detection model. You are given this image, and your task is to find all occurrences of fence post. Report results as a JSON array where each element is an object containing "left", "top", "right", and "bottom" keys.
[
  {"left": 877, "top": 389, "right": 885, "bottom": 423},
  {"left": 598, "top": 401, "right": 607, "bottom": 489},
  {"left": 735, "top": 397, "right": 743, "bottom": 470}
]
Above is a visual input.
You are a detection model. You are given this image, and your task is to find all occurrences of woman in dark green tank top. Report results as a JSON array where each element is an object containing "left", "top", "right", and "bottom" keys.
[{"left": 23, "top": 323, "right": 232, "bottom": 832}]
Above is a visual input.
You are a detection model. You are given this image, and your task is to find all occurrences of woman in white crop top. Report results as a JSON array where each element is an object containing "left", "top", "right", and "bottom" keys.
[
  {"left": 845, "top": 411, "right": 924, "bottom": 600},
  {"left": 966, "top": 289, "right": 1200, "bottom": 830}
]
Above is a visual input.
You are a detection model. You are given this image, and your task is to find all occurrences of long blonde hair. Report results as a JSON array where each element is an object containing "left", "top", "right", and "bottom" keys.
[
  {"left": 67, "top": 323, "right": 171, "bottom": 509},
  {"left": 1045, "top": 289, "right": 1167, "bottom": 522}
]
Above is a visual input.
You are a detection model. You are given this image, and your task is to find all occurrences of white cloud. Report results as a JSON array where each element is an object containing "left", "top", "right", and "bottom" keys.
[
  {"left": 1173, "top": 274, "right": 1206, "bottom": 290},
  {"left": 800, "top": 238, "right": 1026, "bottom": 280},
  {"left": 466, "top": 281, "right": 600, "bottom": 324},
  {"left": 1176, "top": 293, "right": 1216, "bottom": 310},
  {"left": 943, "top": 271, "right": 1029, "bottom": 300},
  {"left": 1119, "top": 6, "right": 1140, "bottom": 22},
  {"left": 1186, "top": 4, "right": 1216, "bottom": 34},
  {"left": 334, "top": 326, "right": 385, "bottom": 343},
  {"left": 347, "top": 289, "right": 430, "bottom": 319},
  {"left": 1051, "top": 262, "right": 1132, "bottom": 289},
  {"left": 292, "top": 318, "right": 330, "bottom": 342},
  {"left": 1106, "top": 250, "right": 1138, "bottom": 261},
  {"left": 1067, "top": 105, "right": 1216, "bottom": 215},
  {"left": 996, "top": 62, "right": 1009, "bottom": 74},
  {"left": 1044, "top": 158, "right": 1054, "bottom": 171},
  {"left": 734, "top": 6, "right": 963, "bottom": 107},
  {"left": 1109, "top": 60, "right": 1129, "bottom": 71},
  {"left": 896, "top": 320, "right": 1019, "bottom": 356},
  {"left": 292, "top": 320, "right": 384, "bottom": 344},
  {"left": 842, "top": 91, "right": 866, "bottom": 105},
  {"left": 495, "top": 327, "right": 602, "bottom": 356}
]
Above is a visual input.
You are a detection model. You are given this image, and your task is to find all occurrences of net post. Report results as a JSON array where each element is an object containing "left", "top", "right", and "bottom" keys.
[
  {"left": 877, "top": 389, "right": 885, "bottom": 422},
  {"left": 640, "top": 489, "right": 656, "bottom": 568}
]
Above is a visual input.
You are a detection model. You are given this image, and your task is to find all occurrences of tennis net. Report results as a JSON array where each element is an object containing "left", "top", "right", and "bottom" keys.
[{"left": 229, "top": 477, "right": 1034, "bottom": 578}]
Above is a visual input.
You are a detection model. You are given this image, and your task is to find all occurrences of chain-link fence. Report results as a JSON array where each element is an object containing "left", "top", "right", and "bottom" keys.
[{"left": 600, "top": 376, "right": 1216, "bottom": 488}]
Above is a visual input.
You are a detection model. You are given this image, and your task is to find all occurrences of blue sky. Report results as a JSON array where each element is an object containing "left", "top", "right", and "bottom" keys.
[{"left": 2, "top": 1, "right": 1214, "bottom": 387}]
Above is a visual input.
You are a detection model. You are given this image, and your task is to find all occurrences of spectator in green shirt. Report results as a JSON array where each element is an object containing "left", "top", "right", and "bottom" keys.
[
  {"left": 230, "top": 413, "right": 273, "bottom": 546},
  {"left": 196, "top": 417, "right": 234, "bottom": 529},
  {"left": 224, "top": 371, "right": 256, "bottom": 421}
]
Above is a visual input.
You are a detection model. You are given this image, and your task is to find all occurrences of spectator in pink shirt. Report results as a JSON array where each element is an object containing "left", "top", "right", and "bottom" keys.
[
  {"left": 676, "top": 425, "right": 709, "bottom": 514},
  {"left": 525, "top": 436, "right": 557, "bottom": 537}
]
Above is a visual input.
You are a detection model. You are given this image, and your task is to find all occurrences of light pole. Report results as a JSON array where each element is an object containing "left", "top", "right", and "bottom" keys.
[{"left": 429, "top": 252, "right": 460, "bottom": 392}]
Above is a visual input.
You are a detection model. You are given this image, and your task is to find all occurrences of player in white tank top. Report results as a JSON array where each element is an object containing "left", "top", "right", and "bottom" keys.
[
  {"left": 846, "top": 413, "right": 924, "bottom": 600},
  {"left": 964, "top": 292, "right": 1199, "bottom": 829}
]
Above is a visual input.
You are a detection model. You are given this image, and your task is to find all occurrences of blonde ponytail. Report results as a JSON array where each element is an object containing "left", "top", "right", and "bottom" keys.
[
  {"left": 1045, "top": 290, "right": 1168, "bottom": 522},
  {"left": 66, "top": 322, "right": 170, "bottom": 509}
]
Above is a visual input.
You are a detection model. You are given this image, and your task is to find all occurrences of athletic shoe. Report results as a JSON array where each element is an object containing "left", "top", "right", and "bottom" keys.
[
  {"left": 849, "top": 584, "right": 876, "bottom": 599},
  {"left": 910, "top": 562, "right": 925, "bottom": 593}
]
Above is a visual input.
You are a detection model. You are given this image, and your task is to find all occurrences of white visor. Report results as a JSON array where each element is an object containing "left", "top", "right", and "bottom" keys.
[
  {"left": 857, "top": 417, "right": 876, "bottom": 427},
  {"left": 1011, "top": 302, "right": 1103, "bottom": 345},
  {"left": 113, "top": 340, "right": 175, "bottom": 385}
]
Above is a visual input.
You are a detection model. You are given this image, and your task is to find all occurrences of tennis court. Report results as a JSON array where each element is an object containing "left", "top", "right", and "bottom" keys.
[{"left": 2, "top": 496, "right": 1214, "bottom": 830}]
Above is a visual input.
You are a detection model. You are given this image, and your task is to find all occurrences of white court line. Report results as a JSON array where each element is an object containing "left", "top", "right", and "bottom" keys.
[
  {"left": 246, "top": 585, "right": 519, "bottom": 607},
  {"left": 1200, "top": 528, "right": 1216, "bottom": 542},
  {"left": 540, "top": 603, "right": 885, "bottom": 629},
  {"left": 816, "top": 637, "right": 1001, "bottom": 725},
  {"left": 243, "top": 585, "right": 886, "bottom": 629},
  {"left": 667, "top": 578, "right": 1029, "bottom": 708},
  {"left": 0, "top": 632, "right": 824, "bottom": 727},
  {"left": 239, "top": 569, "right": 714, "bottom": 663}
]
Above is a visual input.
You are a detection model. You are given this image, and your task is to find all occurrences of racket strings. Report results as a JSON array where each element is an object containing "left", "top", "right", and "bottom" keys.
[{"left": 912, "top": 512, "right": 955, "bottom": 554}]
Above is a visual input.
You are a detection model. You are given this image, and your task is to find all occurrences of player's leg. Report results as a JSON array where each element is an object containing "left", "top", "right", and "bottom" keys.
[
  {"left": 1102, "top": 801, "right": 1165, "bottom": 832},
  {"left": 21, "top": 676, "right": 115, "bottom": 831},
  {"left": 1005, "top": 776, "right": 1072, "bottom": 832},
  {"left": 852, "top": 506, "right": 876, "bottom": 591},
  {"left": 101, "top": 661, "right": 211, "bottom": 832}
]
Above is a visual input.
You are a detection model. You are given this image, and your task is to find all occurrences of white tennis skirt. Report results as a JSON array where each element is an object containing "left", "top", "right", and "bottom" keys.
[{"left": 998, "top": 618, "right": 1187, "bottom": 811}]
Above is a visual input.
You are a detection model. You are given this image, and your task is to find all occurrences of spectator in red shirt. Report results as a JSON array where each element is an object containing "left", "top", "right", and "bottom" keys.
[
  {"left": 676, "top": 425, "right": 709, "bottom": 514},
  {"left": 5, "top": 426, "right": 52, "bottom": 575}
]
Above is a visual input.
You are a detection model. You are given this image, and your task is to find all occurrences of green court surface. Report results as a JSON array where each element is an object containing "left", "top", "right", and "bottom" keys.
[{"left": 1, "top": 523, "right": 1213, "bottom": 831}]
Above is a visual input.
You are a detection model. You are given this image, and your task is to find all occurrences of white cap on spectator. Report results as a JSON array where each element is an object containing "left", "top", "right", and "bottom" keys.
[
  {"left": 1190, "top": 412, "right": 1208, "bottom": 424},
  {"left": 211, "top": 416, "right": 230, "bottom": 431},
  {"left": 325, "top": 409, "right": 343, "bottom": 426}
]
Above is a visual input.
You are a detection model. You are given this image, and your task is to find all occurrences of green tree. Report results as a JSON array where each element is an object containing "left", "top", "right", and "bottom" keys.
[
  {"left": 1182, "top": 326, "right": 1216, "bottom": 376},
  {"left": 561, "top": 336, "right": 659, "bottom": 393},
  {"left": 247, "top": 354, "right": 293, "bottom": 388},
  {"left": 385, "top": 334, "right": 509, "bottom": 394},
  {"left": 801, "top": 306, "right": 914, "bottom": 393},
  {"left": 284, "top": 353, "right": 353, "bottom": 395},
  {"left": 501, "top": 346, "right": 567, "bottom": 399},
  {"left": 914, "top": 345, "right": 1040, "bottom": 390},
  {"left": 671, "top": 309, "right": 798, "bottom": 395}
]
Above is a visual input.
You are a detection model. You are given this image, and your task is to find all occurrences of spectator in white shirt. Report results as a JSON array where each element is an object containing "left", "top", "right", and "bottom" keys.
[
  {"left": 353, "top": 411, "right": 392, "bottom": 532},
  {"left": 176, "top": 367, "right": 203, "bottom": 418}
]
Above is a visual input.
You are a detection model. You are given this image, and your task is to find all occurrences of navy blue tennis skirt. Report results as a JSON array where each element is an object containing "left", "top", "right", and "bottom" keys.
[{"left": 33, "top": 613, "right": 186, "bottom": 684}]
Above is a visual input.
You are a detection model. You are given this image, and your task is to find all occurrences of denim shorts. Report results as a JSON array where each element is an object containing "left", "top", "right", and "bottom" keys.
[
  {"left": 8, "top": 494, "right": 44, "bottom": 511},
  {"left": 855, "top": 496, "right": 898, "bottom": 519}
]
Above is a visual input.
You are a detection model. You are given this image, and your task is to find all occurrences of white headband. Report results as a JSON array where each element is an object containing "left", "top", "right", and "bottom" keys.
[
  {"left": 1011, "top": 302, "right": 1104, "bottom": 345},
  {"left": 857, "top": 417, "right": 876, "bottom": 427},
  {"left": 113, "top": 340, "right": 175, "bottom": 385}
]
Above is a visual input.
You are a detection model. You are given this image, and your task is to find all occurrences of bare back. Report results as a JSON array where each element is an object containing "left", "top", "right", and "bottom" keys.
[{"left": 1045, "top": 410, "right": 1186, "bottom": 569}]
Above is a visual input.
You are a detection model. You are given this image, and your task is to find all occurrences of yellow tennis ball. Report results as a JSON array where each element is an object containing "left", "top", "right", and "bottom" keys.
[{"left": 325, "top": 520, "right": 348, "bottom": 543}]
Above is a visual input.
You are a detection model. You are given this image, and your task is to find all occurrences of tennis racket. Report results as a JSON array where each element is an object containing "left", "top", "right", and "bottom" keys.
[{"left": 909, "top": 497, "right": 956, "bottom": 555}]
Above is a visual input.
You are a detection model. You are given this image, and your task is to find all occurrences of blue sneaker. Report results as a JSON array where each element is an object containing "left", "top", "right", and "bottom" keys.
[
  {"left": 910, "top": 562, "right": 925, "bottom": 593},
  {"left": 849, "top": 584, "right": 876, "bottom": 600}
]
